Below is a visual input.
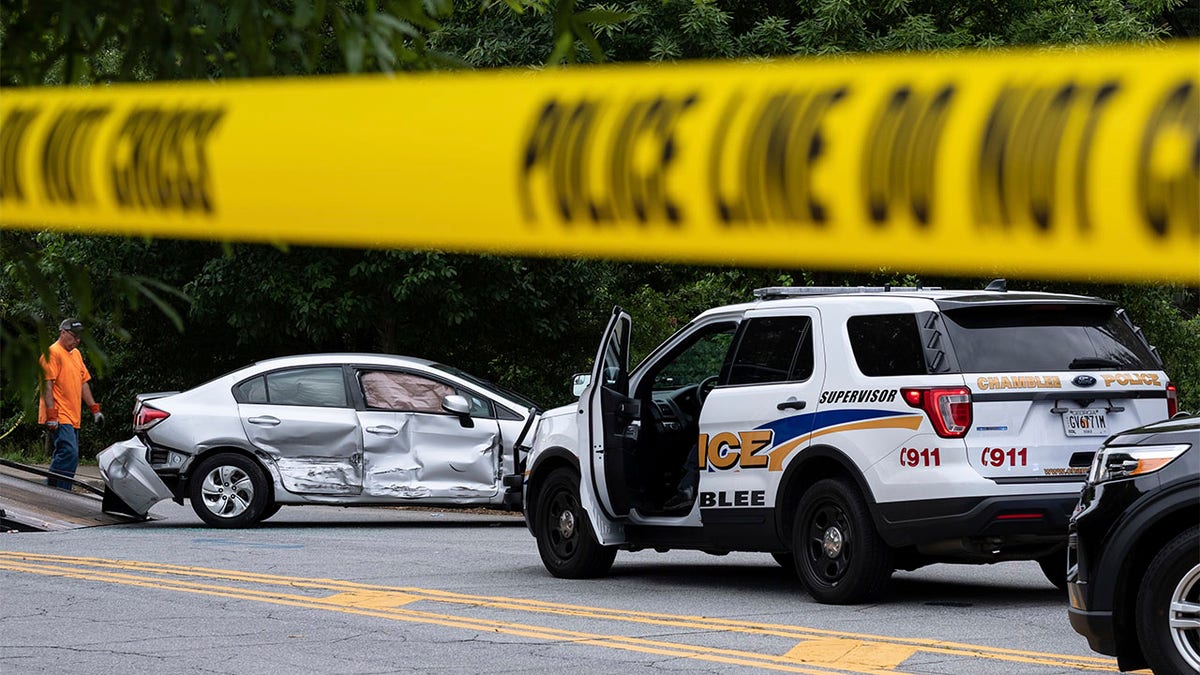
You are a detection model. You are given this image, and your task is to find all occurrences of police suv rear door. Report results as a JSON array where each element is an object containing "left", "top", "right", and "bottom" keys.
[{"left": 940, "top": 298, "right": 1172, "bottom": 484}]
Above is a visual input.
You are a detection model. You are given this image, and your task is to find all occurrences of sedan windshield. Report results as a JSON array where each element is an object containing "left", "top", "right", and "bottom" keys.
[{"left": 430, "top": 363, "right": 540, "bottom": 410}]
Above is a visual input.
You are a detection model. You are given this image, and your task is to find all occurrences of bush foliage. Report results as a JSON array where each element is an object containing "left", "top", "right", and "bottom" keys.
[{"left": 2, "top": 0, "right": 1197, "bottom": 458}]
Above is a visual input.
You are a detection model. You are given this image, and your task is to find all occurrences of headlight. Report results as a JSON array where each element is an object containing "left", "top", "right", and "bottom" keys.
[{"left": 1086, "top": 443, "right": 1190, "bottom": 484}]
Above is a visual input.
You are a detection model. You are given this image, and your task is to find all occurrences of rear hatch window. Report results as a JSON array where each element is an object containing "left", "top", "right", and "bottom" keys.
[
  {"left": 940, "top": 303, "right": 1158, "bottom": 372},
  {"left": 941, "top": 303, "right": 1167, "bottom": 483}
]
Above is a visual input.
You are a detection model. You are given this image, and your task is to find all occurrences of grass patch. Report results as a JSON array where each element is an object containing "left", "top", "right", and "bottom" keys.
[
  {"left": 0, "top": 439, "right": 51, "bottom": 465},
  {"left": 1, "top": 409, "right": 48, "bottom": 464}
]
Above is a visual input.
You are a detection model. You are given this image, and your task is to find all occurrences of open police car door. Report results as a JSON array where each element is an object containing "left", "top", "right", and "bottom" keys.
[{"left": 582, "top": 306, "right": 637, "bottom": 520}]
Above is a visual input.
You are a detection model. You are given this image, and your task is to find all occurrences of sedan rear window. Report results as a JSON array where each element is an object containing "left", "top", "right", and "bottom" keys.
[
  {"left": 941, "top": 304, "right": 1158, "bottom": 372},
  {"left": 235, "top": 367, "right": 349, "bottom": 407},
  {"left": 236, "top": 376, "right": 267, "bottom": 403}
]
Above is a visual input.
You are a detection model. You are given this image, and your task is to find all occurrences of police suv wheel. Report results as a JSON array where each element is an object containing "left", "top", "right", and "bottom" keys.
[
  {"left": 188, "top": 453, "right": 270, "bottom": 528},
  {"left": 793, "top": 478, "right": 893, "bottom": 604},
  {"left": 537, "top": 468, "right": 619, "bottom": 578},
  {"left": 1136, "top": 526, "right": 1200, "bottom": 675},
  {"left": 535, "top": 469, "right": 617, "bottom": 579}
]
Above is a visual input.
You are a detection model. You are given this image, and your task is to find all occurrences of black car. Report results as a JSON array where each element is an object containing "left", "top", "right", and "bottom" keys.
[{"left": 1068, "top": 414, "right": 1199, "bottom": 674}]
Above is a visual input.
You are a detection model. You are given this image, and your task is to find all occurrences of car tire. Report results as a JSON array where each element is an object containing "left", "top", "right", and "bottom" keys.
[
  {"left": 793, "top": 478, "right": 893, "bottom": 604},
  {"left": 189, "top": 453, "right": 270, "bottom": 528},
  {"left": 1037, "top": 549, "right": 1068, "bottom": 591},
  {"left": 535, "top": 469, "right": 616, "bottom": 579},
  {"left": 259, "top": 502, "right": 282, "bottom": 522},
  {"left": 1136, "top": 526, "right": 1200, "bottom": 675}
]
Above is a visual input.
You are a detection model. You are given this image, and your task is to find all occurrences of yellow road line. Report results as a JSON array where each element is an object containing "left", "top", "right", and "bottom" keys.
[
  {"left": 784, "top": 640, "right": 917, "bottom": 669},
  {"left": 0, "top": 558, "right": 905, "bottom": 675},
  {"left": 0, "top": 551, "right": 1118, "bottom": 672},
  {"left": 321, "top": 590, "right": 421, "bottom": 609}
]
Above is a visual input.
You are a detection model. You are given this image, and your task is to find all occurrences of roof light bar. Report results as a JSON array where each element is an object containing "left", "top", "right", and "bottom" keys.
[{"left": 753, "top": 285, "right": 943, "bottom": 300}]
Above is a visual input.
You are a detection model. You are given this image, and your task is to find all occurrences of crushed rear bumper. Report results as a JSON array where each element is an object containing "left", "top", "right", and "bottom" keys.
[{"left": 97, "top": 438, "right": 172, "bottom": 517}]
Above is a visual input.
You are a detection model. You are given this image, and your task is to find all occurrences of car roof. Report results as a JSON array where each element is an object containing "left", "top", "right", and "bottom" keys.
[
  {"left": 1107, "top": 414, "right": 1200, "bottom": 446},
  {"left": 691, "top": 288, "right": 1109, "bottom": 321},
  {"left": 248, "top": 353, "right": 437, "bottom": 369},
  {"left": 1127, "top": 414, "right": 1200, "bottom": 434}
]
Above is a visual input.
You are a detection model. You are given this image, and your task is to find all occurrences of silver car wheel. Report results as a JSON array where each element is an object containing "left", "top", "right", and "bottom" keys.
[
  {"left": 1169, "top": 562, "right": 1200, "bottom": 672},
  {"left": 200, "top": 464, "right": 254, "bottom": 518}
]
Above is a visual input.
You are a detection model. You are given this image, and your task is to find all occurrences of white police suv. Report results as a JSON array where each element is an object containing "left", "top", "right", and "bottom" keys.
[{"left": 515, "top": 282, "right": 1177, "bottom": 604}]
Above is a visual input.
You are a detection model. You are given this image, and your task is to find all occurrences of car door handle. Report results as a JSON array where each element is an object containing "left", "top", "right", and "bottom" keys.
[
  {"left": 777, "top": 399, "right": 807, "bottom": 411},
  {"left": 247, "top": 415, "right": 281, "bottom": 426},
  {"left": 366, "top": 425, "right": 399, "bottom": 436}
]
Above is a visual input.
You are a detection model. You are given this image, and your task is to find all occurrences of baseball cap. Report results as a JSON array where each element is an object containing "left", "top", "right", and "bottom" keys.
[{"left": 58, "top": 318, "right": 84, "bottom": 334}]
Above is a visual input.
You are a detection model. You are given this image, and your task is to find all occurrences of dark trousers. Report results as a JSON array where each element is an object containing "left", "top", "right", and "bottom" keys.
[{"left": 47, "top": 424, "right": 79, "bottom": 490}]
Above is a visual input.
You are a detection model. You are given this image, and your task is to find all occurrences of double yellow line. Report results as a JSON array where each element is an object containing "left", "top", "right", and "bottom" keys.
[{"left": 0, "top": 551, "right": 1118, "bottom": 674}]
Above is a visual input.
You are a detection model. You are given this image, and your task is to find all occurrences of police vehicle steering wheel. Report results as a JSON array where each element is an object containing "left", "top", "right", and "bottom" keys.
[{"left": 696, "top": 375, "right": 719, "bottom": 404}]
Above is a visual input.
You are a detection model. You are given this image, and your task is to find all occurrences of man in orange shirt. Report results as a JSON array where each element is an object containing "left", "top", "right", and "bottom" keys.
[{"left": 39, "top": 319, "right": 105, "bottom": 490}]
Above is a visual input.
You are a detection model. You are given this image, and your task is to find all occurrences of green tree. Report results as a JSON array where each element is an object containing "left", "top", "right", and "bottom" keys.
[
  {"left": 184, "top": 247, "right": 620, "bottom": 403},
  {"left": 0, "top": 0, "right": 628, "bottom": 451},
  {"left": 0, "top": 231, "right": 194, "bottom": 447},
  {"left": 434, "top": 0, "right": 1195, "bottom": 64},
  {"left": 0, "top": 0, "right": 633, "bottom": 85},
  {"left": 2, "top": 0, "right": 1197, "bottom": 460}
]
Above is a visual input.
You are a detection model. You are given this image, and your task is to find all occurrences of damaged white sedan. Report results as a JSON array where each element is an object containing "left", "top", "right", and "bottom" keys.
[{"left": 98, "top": 354, "right": 539, "bottom": 527}]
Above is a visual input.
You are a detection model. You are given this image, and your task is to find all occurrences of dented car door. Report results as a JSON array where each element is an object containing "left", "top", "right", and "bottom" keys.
[
  {"left": 236, "top": 365, "right": 364, "bottom": 495},
  {"left": 356, "top": 369, "right": 502, "bottom": 499}
]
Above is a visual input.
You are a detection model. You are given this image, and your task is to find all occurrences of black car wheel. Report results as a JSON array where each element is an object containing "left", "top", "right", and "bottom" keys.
[
  {"left": 189, "top": 453, "right": 270, "bottom": 528},
  {"left": 535, "top": 469, "right": 616, "bottom": 579},
  {"left": 793, "top": 478, "right": 893, "bottom": 604},
  {"left": 1136, "top": 526, "right": 1200, "bottom": 675}
]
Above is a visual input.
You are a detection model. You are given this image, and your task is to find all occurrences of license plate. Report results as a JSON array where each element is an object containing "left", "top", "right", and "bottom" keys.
[{"left": 1062, "top": 408, "right": 1108, "bottom": 436}]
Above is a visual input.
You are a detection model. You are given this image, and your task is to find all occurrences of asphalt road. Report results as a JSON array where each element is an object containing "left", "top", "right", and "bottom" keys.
[{"left": 1, "top": 494, "right": 1119, "bottom": 675}]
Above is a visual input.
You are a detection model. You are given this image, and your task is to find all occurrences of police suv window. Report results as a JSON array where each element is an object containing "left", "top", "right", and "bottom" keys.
[
  {"left": 728, "top": 316, "right": 813, "bottom": 385},
  {"left": 848, "top": 314, "right": 927, "bottom": 377},
  {"left": 941, "top": 304, "right": 1158, "bottom": 372},
  {"left": 649, "top": 323, "right": 737, "bottom": 391},
  {"left": 602, "top": 320, "right": 628, "bottom": 390}
]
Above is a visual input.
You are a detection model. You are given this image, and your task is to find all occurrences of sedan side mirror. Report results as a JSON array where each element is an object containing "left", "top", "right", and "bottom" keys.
[
  {"left": 572, "top": 373, "right": 591, "bottom": 397},
  {"left": 442, "top": 394, "right": 474, "bottom": 428}
]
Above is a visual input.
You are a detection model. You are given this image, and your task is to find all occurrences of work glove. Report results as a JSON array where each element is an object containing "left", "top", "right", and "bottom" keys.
[
  {"left": 90, "top": 403, "right": 105, "bottom": 427},
  {"left": 45, "top": 407, "right": 59, "bottom": 429}
]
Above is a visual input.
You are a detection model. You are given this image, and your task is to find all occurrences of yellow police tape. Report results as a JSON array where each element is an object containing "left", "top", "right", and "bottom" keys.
[{"left": 1, "top": 42, "right": 1197, "bottom": 282}]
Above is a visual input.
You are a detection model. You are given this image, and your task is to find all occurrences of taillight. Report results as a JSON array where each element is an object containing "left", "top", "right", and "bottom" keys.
[
  {"left": 1166, "top": 382, "right": 1177, "bottom": 417},
  {"left": 134, "top": 404, "right": 170, "bottom": 430},
  {"left": 901, "top": 387, "right": 972, "bottom": 438},
  {"left": 994, "top": 512, "right": 1045, "bottom": 521}
]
